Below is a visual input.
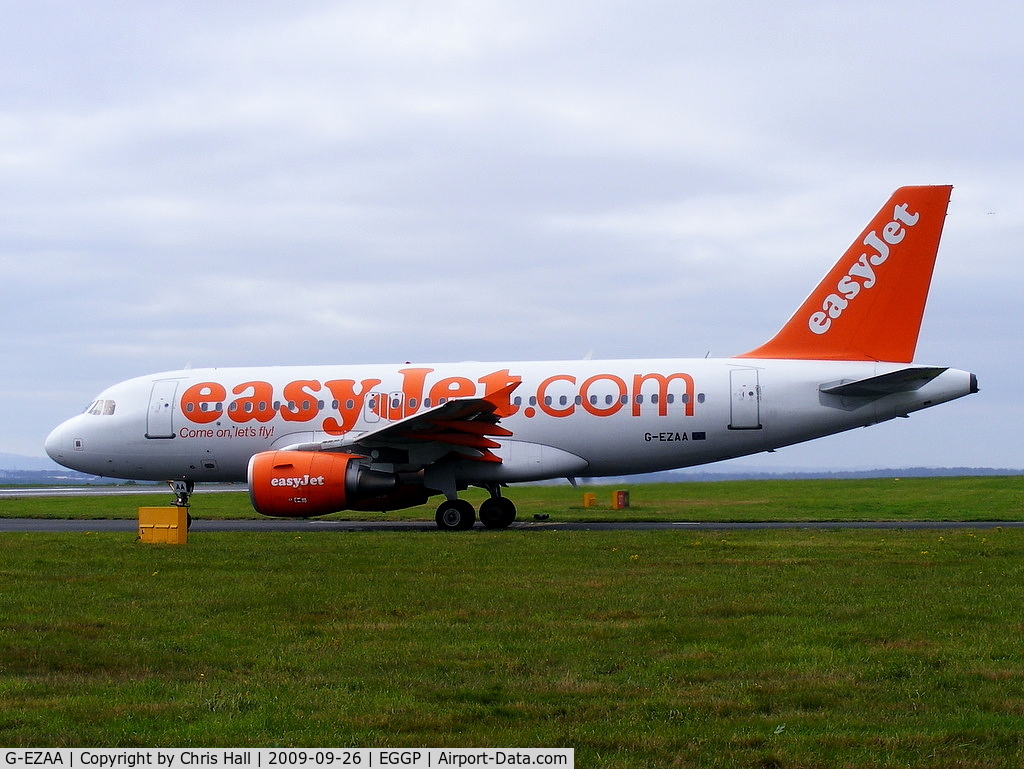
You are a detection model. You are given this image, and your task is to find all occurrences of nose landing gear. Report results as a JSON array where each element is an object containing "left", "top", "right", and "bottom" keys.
[
  {"left": 170, "top": 479, "right": 194, "bottom": 507},
  {"left": 168, "top": 479, "right": 194, "bottom": 529}
]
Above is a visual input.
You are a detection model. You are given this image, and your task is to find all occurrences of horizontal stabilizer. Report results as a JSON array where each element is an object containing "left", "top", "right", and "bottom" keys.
[{"left": 819, "top": 367, "right": 947, "bottom": 397}]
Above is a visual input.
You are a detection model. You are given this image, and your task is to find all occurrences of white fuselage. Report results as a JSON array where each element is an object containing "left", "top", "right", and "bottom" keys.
[{"left": 44, "top": 358, "right": 976, "bottom": 485}]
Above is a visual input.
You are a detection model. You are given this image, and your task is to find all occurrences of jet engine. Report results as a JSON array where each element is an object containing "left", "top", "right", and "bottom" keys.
[{"left": 247, "top": 450, "right": 428, "bottom": 516}]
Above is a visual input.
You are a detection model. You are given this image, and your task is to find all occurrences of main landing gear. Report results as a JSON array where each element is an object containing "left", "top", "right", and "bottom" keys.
[{"left": 435, "top": 486, "right": 517, "bottom": 531}]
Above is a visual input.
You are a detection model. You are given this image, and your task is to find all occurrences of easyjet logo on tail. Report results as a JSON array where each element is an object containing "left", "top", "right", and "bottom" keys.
[{"left": 808, "top": 202, "right": 920, "bottom": 335}]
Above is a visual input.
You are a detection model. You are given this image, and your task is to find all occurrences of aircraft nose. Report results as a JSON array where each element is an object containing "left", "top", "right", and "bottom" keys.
[{"left": 45, "top": 422, "right": 67, "bottom": 463}]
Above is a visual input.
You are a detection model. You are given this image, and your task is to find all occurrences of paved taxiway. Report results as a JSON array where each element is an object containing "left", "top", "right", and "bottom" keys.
[
  {"left": 3, "top": 519, "right": 1023, "bottom": 533},
  {"left": 0, "top": 484, "right": 239, "bottom": 499}
]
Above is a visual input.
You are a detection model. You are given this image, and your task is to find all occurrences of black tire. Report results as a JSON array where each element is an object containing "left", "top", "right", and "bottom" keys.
[
  {"left": 435, "top": 499, "right": 476, "bottom": 531},
  {"left": 479, "top": 496, "right": 516, "bottom": 529}
]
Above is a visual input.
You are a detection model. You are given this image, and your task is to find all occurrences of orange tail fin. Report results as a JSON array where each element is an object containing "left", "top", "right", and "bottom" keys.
[{"left": 738, "top": 185, "right": 952, "bottom": 363}]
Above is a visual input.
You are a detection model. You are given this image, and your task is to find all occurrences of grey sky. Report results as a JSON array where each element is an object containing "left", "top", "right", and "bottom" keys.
[{"left": 4, "top": 1, "right": 1021, "bottom": 469}]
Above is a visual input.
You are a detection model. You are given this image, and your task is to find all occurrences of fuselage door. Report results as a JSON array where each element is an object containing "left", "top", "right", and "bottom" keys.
[
  {"left": 728, "top": 368, "right": 762, "bottom": 430},
  {"left": 146, "top": 380, "right": 179, "bottom": 439}
]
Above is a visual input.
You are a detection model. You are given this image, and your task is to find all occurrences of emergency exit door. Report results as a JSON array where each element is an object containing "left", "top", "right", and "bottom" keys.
[{"left": 728, "top": 368, "right": 762, "bottom": 430}]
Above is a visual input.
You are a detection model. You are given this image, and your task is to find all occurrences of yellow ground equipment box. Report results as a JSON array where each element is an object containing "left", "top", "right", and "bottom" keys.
[
  {"left": 138, "top": 507, "right": 189, "bottom": 544},
  {"left": 582, "top": 493, "right": 597, "bottom": 508}
]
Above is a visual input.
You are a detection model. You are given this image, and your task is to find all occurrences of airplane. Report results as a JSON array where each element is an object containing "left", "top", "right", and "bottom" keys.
[{"left": 45, "top": 185, "right": 978, "bottom": 530}]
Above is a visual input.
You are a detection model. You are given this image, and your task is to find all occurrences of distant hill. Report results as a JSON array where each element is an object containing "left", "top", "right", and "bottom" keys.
[
  {"left": 0, "top": 453, "right": 115, "bottom": 485},
  {"left": 0, "top": 453, "right": 62, "bottom": 472},
  {"left": 554, "top": 467, "right": 1024, "bottom": 486},
  {"left": 659, "top": 466, "right": 1024, "bottom": 482},
  {"left": 1, "top": 453, "right": 1021, "bottom": 487}
]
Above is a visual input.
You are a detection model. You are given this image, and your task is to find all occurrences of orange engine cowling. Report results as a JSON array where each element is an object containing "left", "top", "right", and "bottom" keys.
[{"left": 247, "top": 450, "right": 425, "bottom": 517}]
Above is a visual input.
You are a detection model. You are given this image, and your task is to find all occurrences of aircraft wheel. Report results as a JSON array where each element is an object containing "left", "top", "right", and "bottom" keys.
[
  {"left": 479, "top": 497, "right": 516, "bottom": 529},
  {"left": 436, "top": 499, "right": 476, "bottom": 531}
]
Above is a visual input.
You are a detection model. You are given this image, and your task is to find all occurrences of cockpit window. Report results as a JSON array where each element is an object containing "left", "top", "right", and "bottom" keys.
[{"left": 86, "top": 399, "right": 116, "bottom": 416}]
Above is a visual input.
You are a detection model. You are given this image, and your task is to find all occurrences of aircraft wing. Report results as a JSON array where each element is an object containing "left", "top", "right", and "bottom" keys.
[{"left": 284, "top": 383, "right": 518, "bottom": 464}]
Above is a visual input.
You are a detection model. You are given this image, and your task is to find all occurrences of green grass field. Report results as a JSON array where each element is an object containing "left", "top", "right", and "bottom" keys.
[
  {"left": 2, "top": 478, "right": 1024, "bottom": 767},
  {"left": 3, "top": 475, "right": 1024, "bottom": 522}
]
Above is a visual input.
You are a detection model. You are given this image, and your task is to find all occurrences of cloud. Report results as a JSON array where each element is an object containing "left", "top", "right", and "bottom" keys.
[{"left": 1, "top": 1, "right": 1019, "bottom": 467}]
